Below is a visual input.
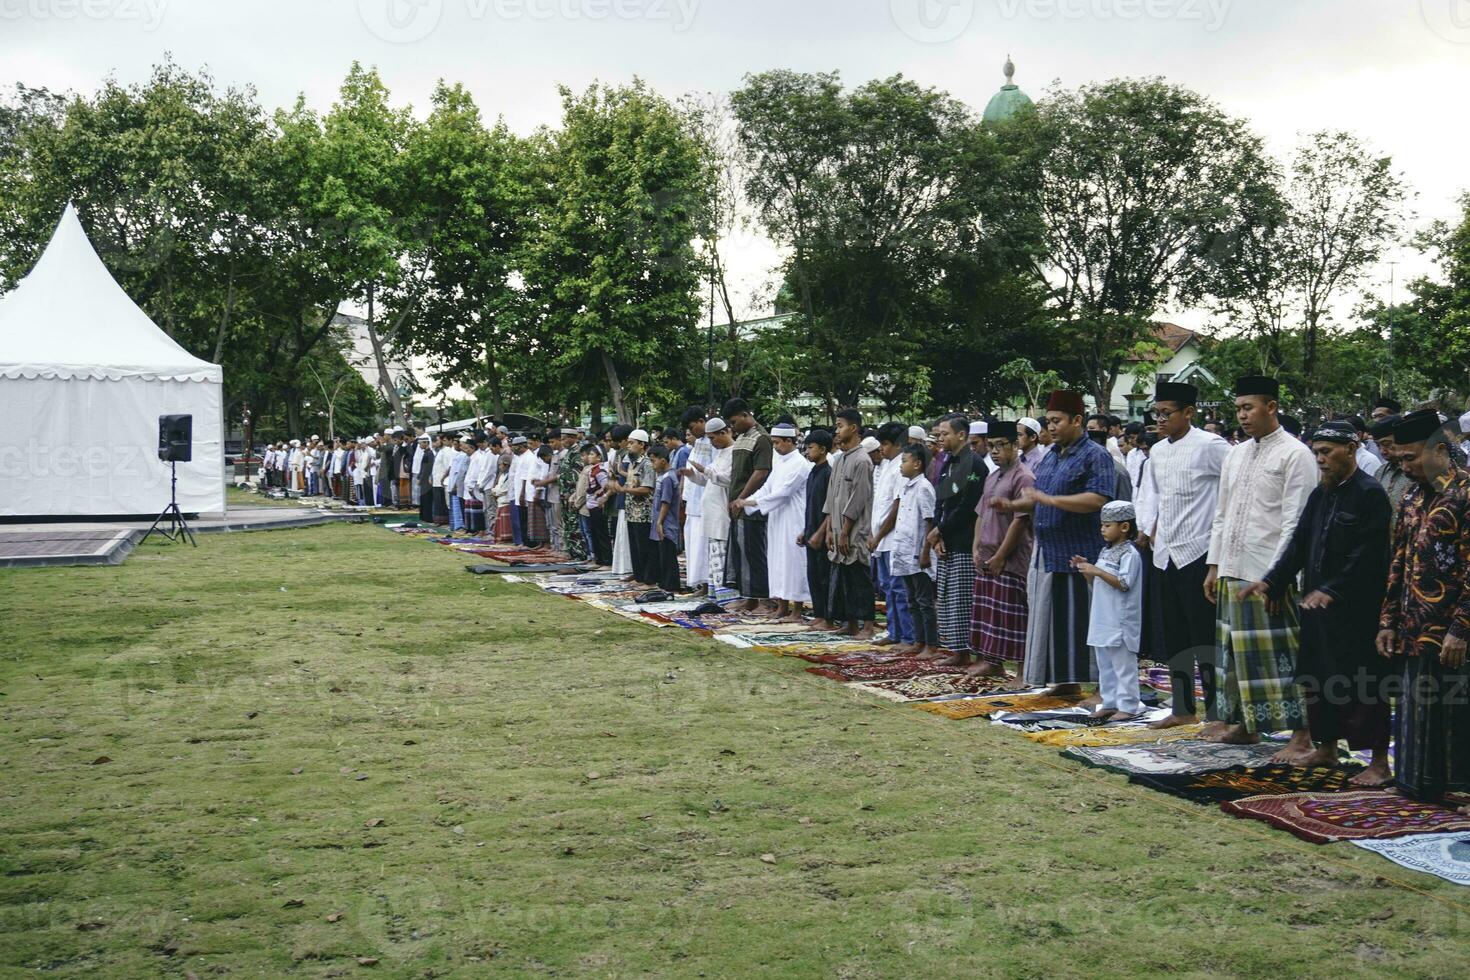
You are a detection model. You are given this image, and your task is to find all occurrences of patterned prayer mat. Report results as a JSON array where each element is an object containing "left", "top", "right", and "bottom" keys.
[
  {"left": 1221, "top": 790, "right": 1470, "bottom": 844},
  {"left": 1060, "top": 740, "right": 1282, "bottom": 776},
  {"left": 915, "top": 691, "right": 1086, "bottom": 720},
  {"left": 854, "top": 673, "right": 1016, "bottom": 702},
  {"left": 1024, "top": 723, "right": 1207, "bottom": 747},
  {"left": 784, "top": 650, "right": 903, "bottom": 665},
  {"left": 1351, "top": 832, "right": 1470, "bottom": 885},
  {"left": 1128, "top": 764, "right": 1366, "bottom": 806},
  {"left": 733, "top": 630, "right": 860, "bottom": 646},
  {"left": 806, "top": 660, "right": 966, "bottom": 683}
]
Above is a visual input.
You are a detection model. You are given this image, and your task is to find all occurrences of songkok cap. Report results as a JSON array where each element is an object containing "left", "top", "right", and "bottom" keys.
[
  {"left": 1279, "top": 414, "right": 1302, "bottom": 437},
  {"left": 1391, "top": 409, "right": 1444, "bottom": 446},
  {"left": 1234, "top": 375, "right": 1280, "bottom": 399},
  {"left": 628, "top": 428, "right": 650, "bottom": 444},
  {"left": 1154, "top": 381, "right": 1198, "bottom": 405},
  {"left": 1018, "top": 417, "right": 1042, "bottom": 436},
  {"left": 704, "top": 417, "right": 727, "bottom": 434},
  {"left": 968, "top": 420, "right": 988, "bottom": 436},
  {"left": 1100, "top": 500, "right": 1136, "bottom": 524},
  {"left": 511, "top": 435, "right": 528, "bottom": 446},
  {"left": 1309, "top": 421, "right": 1358, "bottom": 445},
  {"left": 859, "top": 436, "right": 881, "bottom": 454},
  {"left": 907, "top": 425, "right": 927, "bottom": 442},
  {"left": 988, "top": 420, "right": 1018, "bottom": 441},
  {"left": 1046, "top": 390, "right": 1086, "bottom": 416},
  {"left": 1373, "top": 397, "right": 1403, "bottom": 414},
  {"left": 1369, "top": 415, "right": 1400, "bottom": 440},
  {"left": 770, "top": 423, "right": 798, "bottom": 438}
]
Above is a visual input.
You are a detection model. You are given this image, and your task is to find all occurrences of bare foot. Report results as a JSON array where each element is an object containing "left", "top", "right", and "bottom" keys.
[
  {"left": 1090, "top": 707, "right": 1119, "bottom": 720},
  {"left": 1078, "top": 693, "right": 1103, "bottom": 709},
  {"left": 1148, "top": 713, "right": 1198, "bottom": 730},
  {"left": 1207, "top": 724, "right": 1260, "bottom": 745},
  {"left": 935, "top": 654, "right": 968, "bottom": 667},
  {"left": 1288, "top": 745, "right": 1340, "bottom": 769},
  {"left": 1043, "top": 684, "right": 1083, "bottom": 698},
  {"left": 1200, "top": 720, "right": 1230, "bottom": 736},
  {"left": 1268, "top": 731, "right": 1318, "bottom": 765},
  {"left": 1109, "top": 712, "right": 1139, "bottom": 723},
  {"left": 1348, "top": 760, "right": 1393, "bottom": 788},
  {"left": 853, "top": 626, "right": 876, "bottom": 641},
  {"left": 966, "top": 661, "right": 1008, "bottom": 679},
  {"left": 872, "top": 636, "right": 897, "bottom": 647}
]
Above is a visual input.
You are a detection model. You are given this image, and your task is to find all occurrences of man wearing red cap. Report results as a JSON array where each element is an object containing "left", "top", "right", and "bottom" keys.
[{"left": 1000, "top": 390, "right": 1115, "bottom": 698}]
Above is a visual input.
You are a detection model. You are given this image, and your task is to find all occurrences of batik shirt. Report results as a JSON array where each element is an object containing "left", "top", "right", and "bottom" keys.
[
  {"left": 622, "top": 453, "right": 656, "bottom": 523},
  {"left": 1379, "top": 465, "right": 1470, "bottom": 659}
]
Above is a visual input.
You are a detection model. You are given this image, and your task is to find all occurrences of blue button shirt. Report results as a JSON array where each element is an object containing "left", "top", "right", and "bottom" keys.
[{"left": 1032, "top": 437, "right": 1115, "bottom": 573}]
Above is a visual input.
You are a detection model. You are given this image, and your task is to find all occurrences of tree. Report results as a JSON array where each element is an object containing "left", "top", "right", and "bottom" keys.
[
  {"left": 732, "top": 71, "right": 1035, "bottom": 411},
  {"left": 521, "top": 81, "right": 710, "bottom": 424},
  {"left": 392, "top": 82, "right": 529, "bottom": 419},
  {"left": 997, "top": 357, "right": 1064, "bottom": 416},
  {"left": 1020, "top": 78, "right": 1272, "bottom": 409}
]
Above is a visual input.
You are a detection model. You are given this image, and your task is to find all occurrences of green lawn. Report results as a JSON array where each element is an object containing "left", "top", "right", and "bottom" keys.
[{"left": 3, "top": 524, "right": 1468, "bottom": 978}]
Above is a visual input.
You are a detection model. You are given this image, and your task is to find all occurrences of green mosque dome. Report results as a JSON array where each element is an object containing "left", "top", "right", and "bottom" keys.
[{"left": 982, "top": 56, "right": 1033, "bottom": 125}]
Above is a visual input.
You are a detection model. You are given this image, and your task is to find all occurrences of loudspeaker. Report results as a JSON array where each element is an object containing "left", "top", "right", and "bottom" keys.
[{"left": 159, "top": 414, "right": 193, "bottom": 463}]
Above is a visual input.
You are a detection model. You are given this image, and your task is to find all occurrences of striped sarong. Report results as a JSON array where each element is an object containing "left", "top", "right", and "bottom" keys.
[
  {"left": 971, "top": 569, "right": 1028, "bottom": 665},
  {"left": 449, "top": 493, "right": 465, "bottom": 531},
  {"left": 1214, "top": 576, "right": 1307, "bottom": 733},
  {"left": 935, "top": 551, "right": 975, "bottom": 653},
  {"left": 1048, "top": 571, "right": 1097, "bottom": 683}
]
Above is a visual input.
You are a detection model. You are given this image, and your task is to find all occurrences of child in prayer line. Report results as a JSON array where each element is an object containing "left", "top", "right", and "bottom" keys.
[
  {"left": 649, "top": 446, "right": 683, "bottom": 594},
  {"left": 882, "top": 444, "right": 939, "bottom": 658},
  {"left": 1071, "top": 500, "right": 1144, "bottom": 721}
]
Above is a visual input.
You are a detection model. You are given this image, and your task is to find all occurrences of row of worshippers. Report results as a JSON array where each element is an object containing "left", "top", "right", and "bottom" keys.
[{"left": 626, "top": 384, "right": 1467, "bottom": 814}]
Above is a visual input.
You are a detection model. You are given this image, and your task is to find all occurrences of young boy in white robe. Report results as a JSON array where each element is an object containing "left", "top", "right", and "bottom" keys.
[
  {"left": 682, "top": 418, "right": 735, "bottom": 596},
  {"left": 1071, "top": 500, "right": 1144, "bottom": 721}
]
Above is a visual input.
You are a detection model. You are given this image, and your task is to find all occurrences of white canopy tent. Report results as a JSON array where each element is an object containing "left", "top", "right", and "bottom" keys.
[{"left": 0, "top": 205, "right": 225, "bottom": 518}]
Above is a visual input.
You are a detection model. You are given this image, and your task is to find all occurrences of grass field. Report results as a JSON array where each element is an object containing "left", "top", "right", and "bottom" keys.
[{"left": 3, "top": 521, "right": 1469, "bottom": 978}]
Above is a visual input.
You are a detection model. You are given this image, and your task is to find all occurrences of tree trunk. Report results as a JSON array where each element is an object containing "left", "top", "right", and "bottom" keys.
[
  {"left": 212, "top": 257, "right": 236, "bottom": 365},
  {"left": 1302, "top": 309, "right": 1321, "bottom": 400},
  {"left": 483, "top": 340, "right": 506, "bottom": 418},
  {"left": 601, "top": 351, "right": 630, "bottom": 424},
  {"left": 590, "top": 397, "right": 602, "bottom": 433},
  {"left": 365, "top": 284, "right": 406, "bottom": 424}
]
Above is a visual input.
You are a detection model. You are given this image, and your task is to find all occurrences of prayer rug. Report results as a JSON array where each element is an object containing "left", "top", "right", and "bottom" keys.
[
  {"left": 806, "top": 660, "right": 965, "bottom": 683},
  {"left": 1024, "top": 724, "right": 1206, "bottom": 747},
  {"left": 915, "top": 691, "right": 1086, "bottom": 720},
  {"left": 466, "top": 563, "right": 590, "bottom": 574},
  {"left": 1351, "top": 832, "right": 1470, "bottom": 886},
  {"left": 1128, "top": 764, "right": 1365, "bottom": 806},
  {"left": 732, "top": 630, "right": 858, "bottom": 646},
  {"left": 854, "top": 673, "right": 1015, "bottom": 702},
  {"left": 1220, "top": 790, "right": 1470, "bottom": 844},
  {"left": 787, "top": 650, "right": 906, "bottom": 665},
  {"left": 1060, "top": 740, "right": 1281, "bottom": 776}
]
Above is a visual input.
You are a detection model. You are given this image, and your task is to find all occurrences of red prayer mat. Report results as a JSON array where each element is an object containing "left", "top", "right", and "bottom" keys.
[
  {"left": 805, "top": 659, "right": 966, "bottom": 682},
  {"left": 1220, "top": 790, "right": 1470, "bottom": 844}
]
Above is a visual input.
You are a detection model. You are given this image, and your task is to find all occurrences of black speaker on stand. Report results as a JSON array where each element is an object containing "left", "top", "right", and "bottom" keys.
[{"left": 142, "top": 414, "right": 197, "bottom": 547}]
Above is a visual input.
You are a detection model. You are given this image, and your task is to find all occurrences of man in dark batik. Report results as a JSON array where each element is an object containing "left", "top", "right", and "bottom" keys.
[
  {"left": 1377, "top": 410, "right": 1470, "bottom": 812},
  {"left": 558, "top": 430, "right": 587, "bottom": 560},
  {"left": 1243, "top": 421, "right": 1393, "bottom": 784}
]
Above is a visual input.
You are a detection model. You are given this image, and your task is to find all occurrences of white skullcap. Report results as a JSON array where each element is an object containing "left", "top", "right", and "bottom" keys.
[
  {"left": 907, "top": 425, "right": 926, "bottom": 442},
  {"left": 628, "top": 429, "right": 650, "bottom": 443},
  {"left": 1018, "top": 417, "right": 1042, "bottom": 436},
  {"left": 705, "top": 417, "right": 727, "bottom": 433},
  {"left": 290, "top": 439, "right": 300, "bottom": 446},
  {"left": 770, "top": 423, "right": 798, "bottom": 438},
  {"left": 1459, "top": 410, "right": 1470, "bottom": 435},
  {"left": 511, "top": 435, "right": 528, "bottom": 446},
  {"left": 859, "top": 436, "right": 881, "bottom": 454},
  {"left": 968, "top": 421, "right": 988, "bottom": 436}
]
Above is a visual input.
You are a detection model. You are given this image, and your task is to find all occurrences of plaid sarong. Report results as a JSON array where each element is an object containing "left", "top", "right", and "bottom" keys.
[
  {"left": 1214, "top": 576, "right": 1307, "bottom": 733},
  {"left": 935, "top": 551, "right": 976, "bottom": 653},
  {"left": 971, "top": 569, "right": 1028, "bottom": 665}
]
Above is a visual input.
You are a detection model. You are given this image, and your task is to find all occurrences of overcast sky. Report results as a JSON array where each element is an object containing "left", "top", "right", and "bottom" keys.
[{"left": 5, "top": 0, "right": 1467, "bottom": 327}]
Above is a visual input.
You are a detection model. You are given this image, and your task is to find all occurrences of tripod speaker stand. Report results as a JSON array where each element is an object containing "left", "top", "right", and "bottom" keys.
[
  {"left": 141, "top": 459, "right": 197, "bottom": 547},
  {"left": 142, "top": 413, "right": 198, "bottom": 547}
]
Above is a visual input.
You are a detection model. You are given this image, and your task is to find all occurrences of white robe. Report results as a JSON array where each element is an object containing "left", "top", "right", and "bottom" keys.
[{"left": 747, "top": 447, "right": 812, "bottom": 602}]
